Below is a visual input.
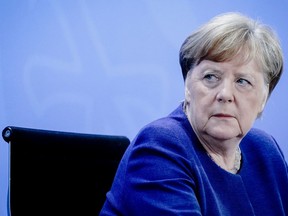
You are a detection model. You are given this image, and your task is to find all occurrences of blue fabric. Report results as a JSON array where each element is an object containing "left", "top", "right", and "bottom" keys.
[{"left": 100, "top": 104, "right": 288, "bottom": 215}]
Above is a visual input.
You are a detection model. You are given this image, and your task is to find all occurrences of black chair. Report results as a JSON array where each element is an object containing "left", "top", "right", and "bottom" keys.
[{"left": 2, "top": 126, "right": 130, "bottom": 216}]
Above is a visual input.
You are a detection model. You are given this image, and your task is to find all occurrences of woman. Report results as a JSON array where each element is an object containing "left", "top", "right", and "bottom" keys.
[{"left": 100, "top": 12, "right": 288, "bottom": 215}]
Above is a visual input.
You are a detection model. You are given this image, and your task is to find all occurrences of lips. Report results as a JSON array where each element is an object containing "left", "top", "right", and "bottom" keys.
[{"left": 213, "top": 113, "right": 234, "bottom": 118}]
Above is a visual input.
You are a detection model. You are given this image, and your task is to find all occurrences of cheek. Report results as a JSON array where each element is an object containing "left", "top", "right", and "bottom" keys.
[
  {"left": 186, "top": 88, "right": 206, "bottom": 113},
  {"left": 247, "top": 91, "right": 267, "bottom": 114},
  {"left": 237, "top": 94, "right": 264, "bottom": 129},
  {"left": 185, "top": 82, "right": 216, "bottom": 119},
  {"left": 186, "top": 80, "right": 214, "bottom": 104},
  {"left": 187, "top": 93, "right": 212, "bottom": 128}
]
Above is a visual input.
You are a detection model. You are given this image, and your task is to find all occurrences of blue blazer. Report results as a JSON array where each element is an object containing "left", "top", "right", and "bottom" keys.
[{"left": 100, "top": 104, "right": 288, "bottom": 215}]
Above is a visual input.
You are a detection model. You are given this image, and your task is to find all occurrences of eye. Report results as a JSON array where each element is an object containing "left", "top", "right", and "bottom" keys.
[
  {"left": 203, "top": 74, "right": 219, "bottom": 82},
  {"left": 236, "top": 78, "right": 252, "bottom": 87}
]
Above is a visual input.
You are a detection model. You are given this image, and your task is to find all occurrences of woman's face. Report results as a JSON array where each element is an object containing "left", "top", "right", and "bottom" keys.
[{"left": 185, "top": 57, "right": 268, "bottom": 142}]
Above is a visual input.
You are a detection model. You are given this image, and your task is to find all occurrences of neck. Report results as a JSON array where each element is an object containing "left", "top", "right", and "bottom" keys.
[
  {"left": 206, "top": 146, "right": 241, "bottom": 174},
  {"left": 198, "top": 134, "right": 242, "bottom": 173}
]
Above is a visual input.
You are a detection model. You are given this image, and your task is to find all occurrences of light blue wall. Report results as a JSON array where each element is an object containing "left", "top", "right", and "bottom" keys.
[{"left": 0, "top": 1, "right": 287, "bottom": 214}]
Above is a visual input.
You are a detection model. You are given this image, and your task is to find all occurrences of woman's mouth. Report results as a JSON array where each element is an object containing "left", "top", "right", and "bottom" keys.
[{"left": 213, "top": 113, "right": 234, "bottom": 118}]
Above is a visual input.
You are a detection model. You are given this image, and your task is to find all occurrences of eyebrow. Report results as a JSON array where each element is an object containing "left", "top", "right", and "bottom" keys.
[
  {"left": 234, "top": 72, "right": 255, "bottom": 79},
  {"left": 201, "top": 67, "right": 224, "bottom": 75}
]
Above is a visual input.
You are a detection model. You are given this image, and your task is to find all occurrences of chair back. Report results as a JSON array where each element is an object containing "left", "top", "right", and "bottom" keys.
[{"left": 2, "top": 126, "right": 130, "bottom": 216}]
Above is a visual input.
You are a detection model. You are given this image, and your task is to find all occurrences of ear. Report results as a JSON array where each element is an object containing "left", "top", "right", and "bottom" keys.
[
  {"left": 257, "top": 87, "right": 269, "bottom": 118},
  {"left": 184, "top": 86, "right": 192, "bottom": 103},
  {"left": 260, "top": 86, "right": 269, "bottom": 112}
]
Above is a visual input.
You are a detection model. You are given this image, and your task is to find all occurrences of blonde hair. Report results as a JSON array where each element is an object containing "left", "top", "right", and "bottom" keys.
[{"left": 179, "top": 12, "right": 283, "bottom": 96}]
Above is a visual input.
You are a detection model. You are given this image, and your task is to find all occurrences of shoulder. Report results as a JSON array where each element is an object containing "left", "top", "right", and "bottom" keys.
[
  {"left": 243, "top": 128, "right": 280, "bottom": 151},
  {"left": 137, "top": 116, "right": 188, "bottom": 142},
  {"left": 132, "top": 104, "right": 194, "bottom": 150},
  {"left": 242, "top": 128, "right": 279, "bottom": 152},
  {"left": 130, "top": 116, "right": 192, "bottom": 158},
  {"left": 123, "top": 105, "right": 199, "bottom": 171},
  {"left": 241, "top": 128, "right": 286, "bottom": 164},
  {"left": 244, "top": 128, "right": 275, "bottom": 143}
]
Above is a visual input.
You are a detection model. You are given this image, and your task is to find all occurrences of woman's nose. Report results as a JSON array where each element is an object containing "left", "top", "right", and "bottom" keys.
[{"left": 216, "top": 81, "right": 234, "bottom": 103}]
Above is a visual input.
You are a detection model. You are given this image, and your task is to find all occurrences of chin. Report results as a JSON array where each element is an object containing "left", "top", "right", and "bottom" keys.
[{"left": 206, "top": 129, "right": 242, "bottom": 141}]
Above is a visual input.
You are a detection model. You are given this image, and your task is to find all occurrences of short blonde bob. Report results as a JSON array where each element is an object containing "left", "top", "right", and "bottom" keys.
[{"left": 179, "top": 12, "right": 283, "bottom": 96}]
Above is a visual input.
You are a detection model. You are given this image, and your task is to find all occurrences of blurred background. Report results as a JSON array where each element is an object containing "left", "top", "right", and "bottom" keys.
[{"left": 0, "top": 1, "right": 287, "bottom": 214}]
